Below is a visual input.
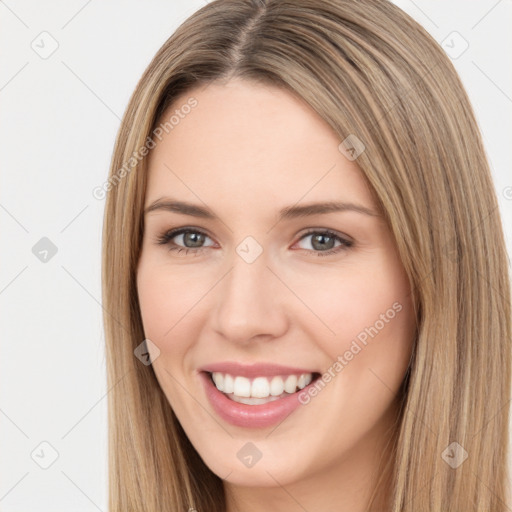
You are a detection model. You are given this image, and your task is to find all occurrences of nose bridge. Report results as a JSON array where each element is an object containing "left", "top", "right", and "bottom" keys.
[{"left": 212, "top": 242, "right": 286, "bottom": 343}]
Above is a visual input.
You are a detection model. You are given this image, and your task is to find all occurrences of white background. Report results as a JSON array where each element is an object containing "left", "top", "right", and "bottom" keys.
[{"left": 1, "top": 1, "right": 511, "bottom": 509}]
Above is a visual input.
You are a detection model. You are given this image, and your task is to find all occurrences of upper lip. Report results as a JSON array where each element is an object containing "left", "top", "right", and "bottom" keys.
[{"left": 199, "top": 361, "right": 319, "bottom": 378}]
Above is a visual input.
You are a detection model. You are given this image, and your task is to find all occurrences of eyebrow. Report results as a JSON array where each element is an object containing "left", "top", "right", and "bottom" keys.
[{"left": 144, "top": 198, "right": 380, "bottom": 220}]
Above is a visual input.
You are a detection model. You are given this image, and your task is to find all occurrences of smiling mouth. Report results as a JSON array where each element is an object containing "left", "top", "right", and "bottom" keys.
[{"left": 207, "top": 371, "right": 321, "bottom": 405}]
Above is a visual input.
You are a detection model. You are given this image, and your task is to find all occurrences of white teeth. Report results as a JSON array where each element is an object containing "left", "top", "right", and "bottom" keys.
[
  {"left": 210, "top": 371, "right": 314, "bottom": 400},
  {"left": 298, "top": 374, "right": 313, "bottom": 389},
  {"left": 212, "top": 372, "right": 224, "bottom": 391},
  {"left": 284, "top": 375, "right": 297, "bottom": 393},
  {"left": 233, "top": 376, "right": 251, "bottom": 397},
  {"left": 251, "top": 377, "right": 270, "bottom": 398},
  {"left": 223, "top": 373, "right": 234, "bottom": 394},
  {"left": 270, "top": 376, "right": 285, "bottom": 396},
  {"left": 231, "top": 395, "right": 282, "bottom": 405}
]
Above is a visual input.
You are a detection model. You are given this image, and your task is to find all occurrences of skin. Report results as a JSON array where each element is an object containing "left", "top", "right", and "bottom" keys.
[{"left": 136, "top": 78, "right": 417, "bottom": 512}]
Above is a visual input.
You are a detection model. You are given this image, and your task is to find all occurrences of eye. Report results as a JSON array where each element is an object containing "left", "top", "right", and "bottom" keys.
[
  {"left": 295, "top": 229, "right": 353, "bottom": 257},
  {"left": 155, "top": 227, "right": 215, "bottom": 256},
  {"left": 155, "top": 227, "right": 353, "bottom": 257}
]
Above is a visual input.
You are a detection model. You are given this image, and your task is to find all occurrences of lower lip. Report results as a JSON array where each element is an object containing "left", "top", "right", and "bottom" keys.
[{"left": 200, "top": 372, "right": 314, "bottom": 428}]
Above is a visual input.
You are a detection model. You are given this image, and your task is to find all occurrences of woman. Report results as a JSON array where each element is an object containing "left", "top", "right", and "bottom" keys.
[{"left": 101, "top": 0, "right": 511, "bottom": 510}]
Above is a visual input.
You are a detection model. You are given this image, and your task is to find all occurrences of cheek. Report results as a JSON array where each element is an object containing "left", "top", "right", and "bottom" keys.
[
  {"left": 299, "top": 257, "right": 414, "bottom": 377},
  {"left": 304, "top": 268, "right": 410, "bottom": 337},
  {"left": 136, "top": 260, "right": 203, "bottom": 410},
  {"left": 137, "top": 252, "right": 208, "bottom": 323},
  {"left": 136, "top": 258, "right": 202, "bottom": 357}
]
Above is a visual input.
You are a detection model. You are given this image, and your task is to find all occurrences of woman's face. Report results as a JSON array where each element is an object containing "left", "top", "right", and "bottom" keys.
[{"left": 137, "top": 78, "right": 416, "bottom": 493}]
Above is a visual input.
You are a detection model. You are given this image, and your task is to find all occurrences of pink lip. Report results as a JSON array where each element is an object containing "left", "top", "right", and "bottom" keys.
[
  {"left": 199, "top": 361, "right": 317, "bottom": 378},
  {"left": 199, "top": 368, "right": 319, "bottom": 429}
]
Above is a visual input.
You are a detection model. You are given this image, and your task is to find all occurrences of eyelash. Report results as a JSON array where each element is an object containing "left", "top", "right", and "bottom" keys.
[{"left": 155, "top": 227, "right": 353, "bottom": 257}]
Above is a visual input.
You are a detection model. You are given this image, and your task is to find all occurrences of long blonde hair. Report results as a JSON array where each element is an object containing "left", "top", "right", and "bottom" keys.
[{"left": 101, "top": 0, "right": 512, "bottom": 509}]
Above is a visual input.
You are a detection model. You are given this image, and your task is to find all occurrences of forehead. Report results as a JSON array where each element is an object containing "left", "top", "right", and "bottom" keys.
[{"left": 145, "top": 78, "right": 375, "bottom": 213}]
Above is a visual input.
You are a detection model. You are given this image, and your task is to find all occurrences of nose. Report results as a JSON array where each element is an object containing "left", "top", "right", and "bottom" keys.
[{"left": 211, "top": 248, "right": 289, "bottom": 345}]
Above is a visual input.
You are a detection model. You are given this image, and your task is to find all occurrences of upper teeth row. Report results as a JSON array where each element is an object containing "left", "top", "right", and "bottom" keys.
[{"left": 211, "top": 372, "right": 313, "bottom": 398}]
